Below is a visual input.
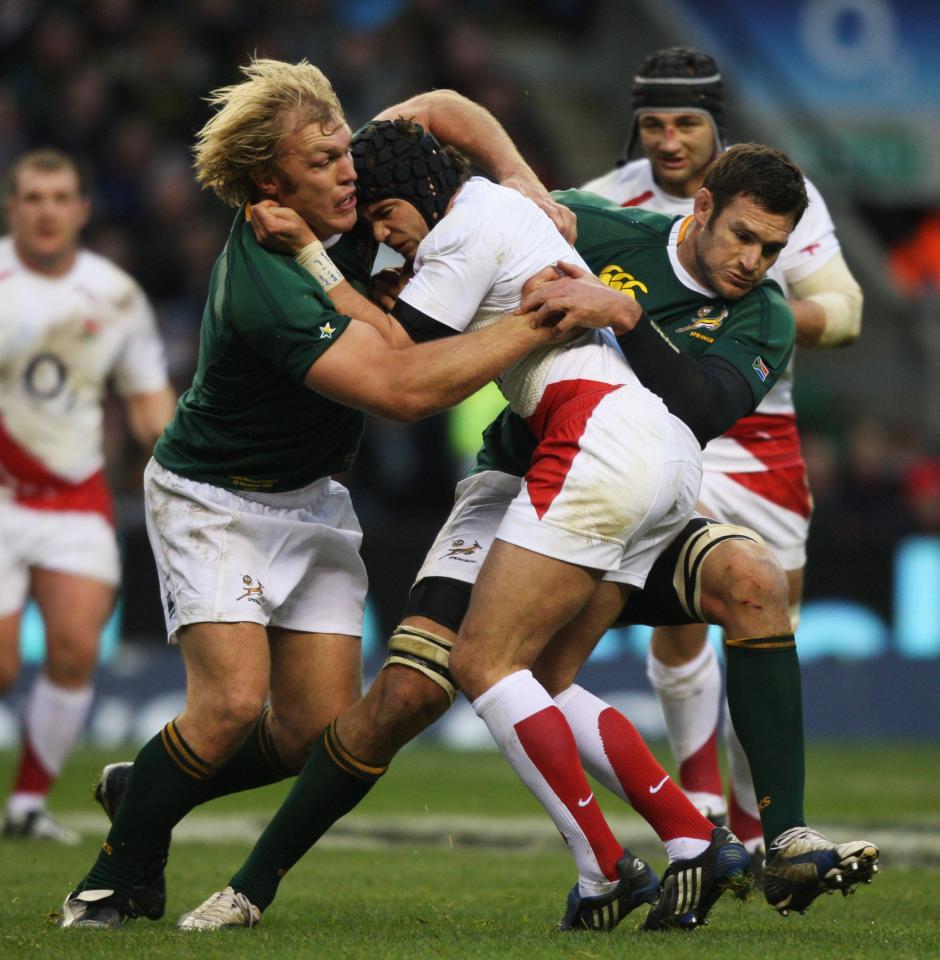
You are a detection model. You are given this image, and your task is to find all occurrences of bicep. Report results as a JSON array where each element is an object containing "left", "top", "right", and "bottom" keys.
[{"left": 303, "top": 321, "right": 395, "bottom": 413}]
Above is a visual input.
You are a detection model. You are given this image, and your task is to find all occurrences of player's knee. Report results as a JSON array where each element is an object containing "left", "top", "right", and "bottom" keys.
[
  {"left": 709, "top": 540, "right": 790, "bottom": 626},
  {"left": 384, "top": 622, "right": 457, "bottom": 706},
  {"left": 372, "top": 663, "right": 451, "bottom": 732},
  {"left": 202, "top": 689, "right": 268, "bottom": 751},
  {"left": 44, "top": 636, "right": 99, "bottom": 686}
]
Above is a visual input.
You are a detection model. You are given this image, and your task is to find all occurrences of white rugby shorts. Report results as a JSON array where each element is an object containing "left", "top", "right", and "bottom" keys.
[
  {"left": 416, "top": 386, "right": 702, "bottom": 589},
  {"left": 144, "top": 460, "right": 367, "bottom": 641},
  {"left": 0, "top": 497, "right": 120, "bottom": 616},
  {"left": 699, "top": 463, "right": 811, "bottom": 571}
]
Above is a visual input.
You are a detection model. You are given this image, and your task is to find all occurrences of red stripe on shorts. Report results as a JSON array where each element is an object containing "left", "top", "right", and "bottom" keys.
[
  {"left": 722, "top": 413, "right": 803, "bottom": 469},
  {"left": 0, "top": 415, "right": 114, "bottom": 523},
  {"left": 725, "top": 462, "right": 812, "bottom": 518},
  {"left": 524, "top": 380, "right": 620, "bottom": 520}
]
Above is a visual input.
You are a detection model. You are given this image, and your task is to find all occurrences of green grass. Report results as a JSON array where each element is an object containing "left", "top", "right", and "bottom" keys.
[{"left": 1, "top": 743, "right": 938, "bottom": 959}]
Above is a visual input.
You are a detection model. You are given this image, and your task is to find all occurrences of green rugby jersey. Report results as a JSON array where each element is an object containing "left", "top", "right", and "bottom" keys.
[
  {"left": 473, "top": 189, "right": 795, "bottom": 477},
  {"left": 155, "top": 215, "right": 375, "bottom": 492}
]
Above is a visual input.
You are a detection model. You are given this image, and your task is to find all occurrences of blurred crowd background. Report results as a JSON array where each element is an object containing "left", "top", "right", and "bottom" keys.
[{"left": 3, "top": 0, "right": 939, "bottom": 657}]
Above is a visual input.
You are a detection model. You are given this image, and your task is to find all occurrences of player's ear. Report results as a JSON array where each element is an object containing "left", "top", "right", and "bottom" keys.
[
  {"left": 250, "top": 165, "right": 280, "bottom": 200},
  {"left": 693, "top": 187, "right": 714, "bottom": 228}
]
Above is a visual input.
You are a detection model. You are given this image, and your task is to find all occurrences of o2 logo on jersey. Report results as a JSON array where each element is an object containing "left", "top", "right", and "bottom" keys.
[
  {"left": 598, "top": 264, "right": 648, "bottom": 299},
  {"left": 23, "top": 352, "right": 68, "bottom": 399}
]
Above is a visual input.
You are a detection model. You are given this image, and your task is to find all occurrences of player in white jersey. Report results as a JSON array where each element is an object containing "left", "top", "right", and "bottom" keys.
[
  {"left": 0, "top": 150, "right": 175, "bottom": 843},
  {"left": 582, "top": 47, "right": 863, "bottom": 853}
]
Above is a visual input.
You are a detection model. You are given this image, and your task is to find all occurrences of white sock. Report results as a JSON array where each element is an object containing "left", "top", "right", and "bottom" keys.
[
  {"left": 12, "top": 674, "right": 93, "bottom": 803},
  {"left": 554, "top": 684, "right": 629, "bottom": 803},
  {"left": 556, "top": 684, "right": 710, "bottom": 864},
  {"left": 473, "top": 670, "right": 620, "bottom": 894},
  {"left": 647, "top": 643, "right": 722, "bottom": 784}
]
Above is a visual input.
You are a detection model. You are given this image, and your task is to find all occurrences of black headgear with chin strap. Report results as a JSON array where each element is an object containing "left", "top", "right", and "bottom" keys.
[
  {"left": 622, "top": 46, "right": 725, "bottom": 163},
  {"left": 351, "top": 119, "right": 459, "bottom": 230}
]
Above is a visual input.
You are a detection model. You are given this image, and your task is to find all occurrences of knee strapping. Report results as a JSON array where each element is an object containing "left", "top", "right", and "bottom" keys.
[
  {"left": 674, "top": 521, "right": 765, "bottom": 621},
  {"left": 384, "top": 624, "right": 456, "bottom": 704}
]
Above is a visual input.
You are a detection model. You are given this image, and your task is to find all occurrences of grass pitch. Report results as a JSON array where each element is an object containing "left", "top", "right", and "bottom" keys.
[{"left": 1, "top": 742, "right": 938, "bottom": 959}]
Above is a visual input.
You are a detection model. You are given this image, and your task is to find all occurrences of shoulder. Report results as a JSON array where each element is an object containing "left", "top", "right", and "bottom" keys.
[
  {"left": 75, "top": 248, "right": 148, "bottom": 306},
  {"left": 580, "top": 159, "right": 652, "bottom": 201}
]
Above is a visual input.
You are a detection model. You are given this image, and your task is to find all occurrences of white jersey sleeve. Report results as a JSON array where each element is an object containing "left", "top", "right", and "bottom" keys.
[
  {"left": 109, "top": 275, "right": 170, "bottom": 396},
  {"left": 765, "top": 176, "right": 840, "bottom": 293},
  {"left": 397, "top": 198, "right": 501, "bottom": 333}
]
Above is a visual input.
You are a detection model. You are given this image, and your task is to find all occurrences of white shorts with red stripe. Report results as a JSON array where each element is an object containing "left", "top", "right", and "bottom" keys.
[
  {"left": 417, "top": 382, "right": 702, "bottom": 588},
  {"left": 698, "top": 464, "right": 812, "bottom": 571},
  {"left": 500, "top": 384, "right": 701, "bottom": 584},
  {"left": 144, "top": 459, "right": 367, "bottom": 642},
  {"left": 0, "top": 495, "right": 120, "bottom": 616}
]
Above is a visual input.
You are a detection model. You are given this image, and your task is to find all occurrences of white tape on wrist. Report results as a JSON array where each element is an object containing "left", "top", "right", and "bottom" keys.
[{"left": 295, "top": 239, "right": 344, "bottom": 291}]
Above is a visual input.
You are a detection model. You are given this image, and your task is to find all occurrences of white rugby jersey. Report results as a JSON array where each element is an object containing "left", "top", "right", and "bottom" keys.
[
  {"left": 582, "top": 158, "right": 840, "bottom": 472},
  {"left": 397, "top": 178, "right": 655, "bottom": 423},
  {"left": 0, "top": 237, "right": 168, "bottom": 487}
]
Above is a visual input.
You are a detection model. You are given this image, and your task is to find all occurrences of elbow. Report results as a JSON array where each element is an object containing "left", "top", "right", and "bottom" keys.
[{"left": 372, "top": 391, "right": 428, "bottom": 423}]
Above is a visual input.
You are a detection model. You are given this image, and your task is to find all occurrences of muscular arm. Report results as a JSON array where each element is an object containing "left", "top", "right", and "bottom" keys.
[
  {"left": 375, "top": 90, "right": 576, "bottom": 242},
  {"left": 249, "top": 202, "right": 415, "bottom": 348},
  {"left": 305, "top": 312, "right": 554, "bottom": 422},
  {"left": 124, "top": 385, "right": 176, "bottom": 448},
  {"left": 520, "top": 267, "right": 754, "bottom": 446},
  {"left": 789, "top": 251, "right": 863, "bottom": 348}
]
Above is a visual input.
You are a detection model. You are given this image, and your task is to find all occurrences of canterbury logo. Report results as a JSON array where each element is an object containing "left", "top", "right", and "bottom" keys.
[
  {"left": 676, "top": 305, "right": 729, "bottom": 333},
  {"left": 598, "top": 263, "right": 649, "bottom": 299},
  {"left": 236, "top": 575, "right": 265, "bottom": 604},
  {"left": 649, "top": 775, "right": 669, "bottom": 794}
]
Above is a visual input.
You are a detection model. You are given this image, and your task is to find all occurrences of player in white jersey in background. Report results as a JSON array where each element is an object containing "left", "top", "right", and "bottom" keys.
[
  {"left": 0, "top": 150, "right": 175, "bottom": 842},
  {"left": 583, "top": 47, "right": 863, "bottom": 857}
]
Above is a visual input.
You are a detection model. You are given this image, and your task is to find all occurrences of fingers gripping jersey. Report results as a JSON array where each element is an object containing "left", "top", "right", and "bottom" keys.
[{"left": 0, "top": 237, "right": 168, "bottom": 490}]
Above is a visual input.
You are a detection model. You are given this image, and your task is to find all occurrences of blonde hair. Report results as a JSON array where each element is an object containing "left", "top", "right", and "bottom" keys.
[{"left": 193, "top": 58, "right": 344, "bottom": 207}]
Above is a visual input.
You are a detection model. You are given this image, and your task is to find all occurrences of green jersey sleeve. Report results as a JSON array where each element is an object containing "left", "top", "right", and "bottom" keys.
[{"left": 225, "top": 217, "right": 354, "bottom": 384}]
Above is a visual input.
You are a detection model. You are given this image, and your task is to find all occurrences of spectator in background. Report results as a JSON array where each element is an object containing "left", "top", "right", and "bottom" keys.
[{"left": 0, "top": 149, "right": 174, "bottom": 842}]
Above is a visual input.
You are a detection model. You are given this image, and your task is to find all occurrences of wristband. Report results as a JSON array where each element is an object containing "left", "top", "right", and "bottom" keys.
[{"left": 295, "top": 239, "right": 344, "bottom": 291}]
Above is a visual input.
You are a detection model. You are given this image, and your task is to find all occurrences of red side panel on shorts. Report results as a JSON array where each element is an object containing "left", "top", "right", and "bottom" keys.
[
  {"left": 524, "top": 380, "right": 619, "bottom": 520},
  {"left": 726, "top": 462, "right": 812, "bottom": 518},
  {"left": 0, "top": 415, "right": 114, "bottom": 524},
  {"left": 723, "top": 413, "right": 803, "bottom": 469}
]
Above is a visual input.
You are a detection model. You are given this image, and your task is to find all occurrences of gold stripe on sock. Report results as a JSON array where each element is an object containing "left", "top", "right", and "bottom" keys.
[
  {"left": 161, "top": 721, "right": 215, "bottom": 780},
  {"left": 323, "top": 722, "right": 387, "bottom": 781},
  {"left": 724, "top": 635, "right": 797, "bottom": 651}
]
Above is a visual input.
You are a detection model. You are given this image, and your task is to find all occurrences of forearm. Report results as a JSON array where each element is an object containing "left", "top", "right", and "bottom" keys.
[
  {"left": 789, "top": 252, "right": 863, "bottom": 348},
  {"left": 329, "top": 279, "right": 413, "bottom": 349},
  {"left": 126, "top": 385, "right": 176, "bottom": 448},
  {"left": 617, "top": 315, "right": 755, "bottom": 446},
  {"left": 385, "top": 313, "right": 550, "bottom": 421},
  {"left": 376, "top": 89, "right": 537, "bottom": 183}
]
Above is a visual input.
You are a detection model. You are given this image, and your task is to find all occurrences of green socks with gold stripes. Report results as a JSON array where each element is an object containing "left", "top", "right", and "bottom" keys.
[
  {"left": 229, "top": 721, "right": 386, "bottom": 911},
  {"left": 724, "top": 634, "right": 806, "bottom": 847},
  {"left": 80, "top": 720, "right": 216, "bottom": 893}
]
